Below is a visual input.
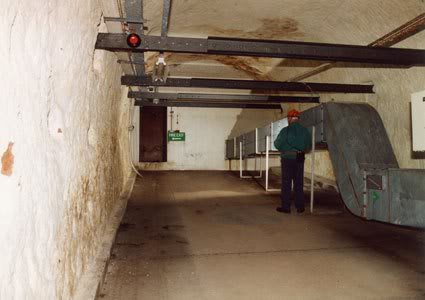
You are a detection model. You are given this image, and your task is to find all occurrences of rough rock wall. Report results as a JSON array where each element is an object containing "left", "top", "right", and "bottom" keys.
[{"left": 0, "top": 0, "right": 130, "bottom": 299}]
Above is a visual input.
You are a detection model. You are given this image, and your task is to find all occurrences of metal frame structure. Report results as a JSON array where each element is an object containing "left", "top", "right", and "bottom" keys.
[
  {"left": 134, "top": 100, "right": 282, "bottom": 109},
  {"left": 310, "top": 126, "right": 316, "bottom": 213},
  {"left": 104, "top": 17, "right": 147, "bottom": 26},
  {"left": 129, "top": 92, "right": 320, "bottom": 103},
  {"left": 161, "top": 0, "right": 172, "bottom": 37},
  {"left": 264, "top": 136, "right": 281, "bottom": 193},
  {"left": 96, "top": 34, "right": 425, "bottom": 67},
  {"left": 124, "top": 0, "right": 146, "bottom": 76},
  {"left": 226, "top": 118, "right": 322, "bottom": 199},
  {"left": 100, "top": 11, "right": 425, "bottom": 111},
  {"left": 239, "top": 141, "right": 263, "bottom": 179},
  {"left": 226, "top": 118, "right": 290, "bottom": 192},
  {"left": 287, "top": 13, "right": 425, "bottom": 81},
  {"left": 122, "top": 76, "right": 375, "bottom": 94},
  {"left": 226, "top": 133, "right": 281, "bottom": 193}
]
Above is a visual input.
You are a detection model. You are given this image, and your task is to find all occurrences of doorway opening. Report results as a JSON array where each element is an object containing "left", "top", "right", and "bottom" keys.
[{"left": 139, "top": 106, "right": 167, "bottom": 162}]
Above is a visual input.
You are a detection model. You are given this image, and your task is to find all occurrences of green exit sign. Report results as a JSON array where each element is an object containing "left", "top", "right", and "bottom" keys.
[{"left": 168, "top": 131, "right": 186, "bottom": 142}]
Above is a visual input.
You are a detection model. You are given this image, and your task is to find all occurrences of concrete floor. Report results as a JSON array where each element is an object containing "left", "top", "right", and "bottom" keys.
[{"left": 99, "top": 171, "right": 425, "bottom": 300}]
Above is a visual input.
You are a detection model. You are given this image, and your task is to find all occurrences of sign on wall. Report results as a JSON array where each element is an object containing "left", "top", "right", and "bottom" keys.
[{"left": 168, "top": 131, "right": 186, "bottom": 142}]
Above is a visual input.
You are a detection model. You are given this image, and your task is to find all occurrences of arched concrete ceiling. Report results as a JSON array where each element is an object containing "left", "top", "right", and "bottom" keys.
[{"left": 136, "top": 0, "right": 425, "bottom": 81}]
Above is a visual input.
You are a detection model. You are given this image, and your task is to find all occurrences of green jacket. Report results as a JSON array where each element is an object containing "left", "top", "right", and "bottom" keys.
[{"left": 274, "top": 122, "right": 312, "bottom": 159}]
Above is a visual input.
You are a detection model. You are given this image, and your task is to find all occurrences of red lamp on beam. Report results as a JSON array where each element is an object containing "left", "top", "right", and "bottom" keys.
[{"left": 127, "top": 33, "right": 141, "bottom": 48}]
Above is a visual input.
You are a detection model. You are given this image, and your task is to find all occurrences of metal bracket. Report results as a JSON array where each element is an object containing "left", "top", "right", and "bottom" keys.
[
  {"left": 104, "top": 17, "right": 148, "bottom": 30},
  {"left": 117, "top": 59, "right": 146, "bottom": 66},
  {"left": 104, "top": 17, "right": 146, "bottom": 25}
]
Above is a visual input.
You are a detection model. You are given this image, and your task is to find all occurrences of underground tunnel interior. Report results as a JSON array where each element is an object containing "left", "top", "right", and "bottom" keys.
[{"left": 1, "top": 0, "right": 425, "bottom": 299}]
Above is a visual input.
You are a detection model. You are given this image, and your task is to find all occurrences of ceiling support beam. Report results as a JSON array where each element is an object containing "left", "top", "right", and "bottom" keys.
[
  {"left": 95, "top": 34, "right": 425, "bottom": 67},
  {"left": 287, "top": 13, "right": 425, "bottom": 82},
  {"left": 121, "top": 75, "right": 375, "bottom": 93},
  {"left": 124, "top": 0, "right": 146, "bottom": 75},
  {"left": 372, "top": 13, "right": 425, "bottom": 47},
  {"left": 134, "top": 100, "right": 282, "bottom": 109},
  {"left": 128, "top": 92, "right": 320, "bottom": 103},
  {"left": 161, "top": 0, "right": 172, "bottom": 37}
]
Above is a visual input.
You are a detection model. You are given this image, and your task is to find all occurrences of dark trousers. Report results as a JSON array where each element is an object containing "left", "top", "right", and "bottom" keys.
[{"left": 281, "top": 158, "right": 305, "bottom": 210}]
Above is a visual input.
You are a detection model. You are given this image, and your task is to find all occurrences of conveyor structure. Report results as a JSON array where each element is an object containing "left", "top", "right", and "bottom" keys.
[
  {"left": 226, "top": 102, "right": 425, "bottom": 229},
  {"left": 226, "top": 118, "right": 290, "bottom": 159}
]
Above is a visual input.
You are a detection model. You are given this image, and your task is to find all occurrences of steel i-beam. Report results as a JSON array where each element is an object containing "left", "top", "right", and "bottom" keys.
[
  {"left": 121, "top": 75, "right": 375, "bottom": 93},
  {"left": 128, "top": 92, "right": 320, "bottom": 103},
  {"left": 95, "top": 34, "right": 425, "bottom": 67},
  {"left": 134, "top": 100, "right": 283, "bottom": 109}
]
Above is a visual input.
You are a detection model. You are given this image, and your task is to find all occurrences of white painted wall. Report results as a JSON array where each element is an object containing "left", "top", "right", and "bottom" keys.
[
  {"left": 130, "top": 106, "right": 141, "bottom": 163},
  {"left": 411, "top": 90, "right": 425, "bottom": 152},
  {"left": 0, "top": 0, "right": 130, "bottom": 298},
  {"left": 172, "top": 107, "right": 285, "bottom": 170},
  {"left": 139, "top": 107, "right": 283, "bottom": 170},
  {"left": 167, "top": 107, "right": 243, "bottom": 170}
]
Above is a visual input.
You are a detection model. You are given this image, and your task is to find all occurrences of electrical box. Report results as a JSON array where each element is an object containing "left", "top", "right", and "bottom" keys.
[{"left": 412, "top": 91, "right": 425, "bottom": 152}]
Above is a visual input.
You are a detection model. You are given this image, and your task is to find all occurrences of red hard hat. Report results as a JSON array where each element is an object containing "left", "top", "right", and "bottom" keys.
[{"left": 287, "top": 109, "right": 300, "bottom": 118}]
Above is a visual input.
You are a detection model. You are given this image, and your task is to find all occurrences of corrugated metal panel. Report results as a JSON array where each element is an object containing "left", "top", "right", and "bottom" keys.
[
  {"left": 226, "top": 102, "right": 425, "bottom": 228},
  {"left": 226, "top": 138, "right": 236, "bottom": 159},
  {"left": 388, "top": 169, "right": 425, "bottom": 228},
  {"left": 322, "top": 103, "right": 399, "bottom": 217},
  {"left": 235, "top": 136, "right": 244, "bottom": 158},
  {"left": 244, "top": 130, "right": 257, "bottom": 156},
  {"left": 299, "top": 104, "right": 326, "bottom": 143},
  {"left": 257, "top": 123, "right": 271, "bottom": 153}
]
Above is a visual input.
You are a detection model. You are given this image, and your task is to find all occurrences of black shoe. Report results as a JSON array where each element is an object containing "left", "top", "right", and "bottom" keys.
[
  {"left": 297, "top": 208, "right": 305, "bottom": 214},
  {"left": 276, "top": 207, "right": 291, "bottom": 214}
]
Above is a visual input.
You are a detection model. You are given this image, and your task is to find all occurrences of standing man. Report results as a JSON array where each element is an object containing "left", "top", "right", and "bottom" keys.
[{"left": 274, "top": 109, "right": 312, "bottom": 214}]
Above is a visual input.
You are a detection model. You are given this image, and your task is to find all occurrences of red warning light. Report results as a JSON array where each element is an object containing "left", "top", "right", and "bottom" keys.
[{"left": 127, "top": 33, "right": 141, "bottom": 48}]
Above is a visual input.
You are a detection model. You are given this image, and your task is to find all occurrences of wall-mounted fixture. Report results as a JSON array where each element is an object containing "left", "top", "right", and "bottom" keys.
[
  {"left": 126, "top": 33, "right": 141, "bottom": 48},
  {"left": 152, "top": 55, "right": 169, "bottom": 83}
]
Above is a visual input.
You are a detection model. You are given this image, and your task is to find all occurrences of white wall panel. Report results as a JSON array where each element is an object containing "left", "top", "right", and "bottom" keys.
[{"left": 412, "top": 91, "right": 425, "bottom": 152}]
